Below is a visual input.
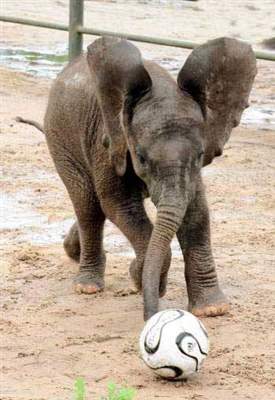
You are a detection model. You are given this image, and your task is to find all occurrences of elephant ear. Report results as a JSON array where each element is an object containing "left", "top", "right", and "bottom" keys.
[
  {"left": 177, "top": 37, "right": 257, "bottom": 166},
  {"left": 87, "top": 36, "right": 152, "bottom": 176}
]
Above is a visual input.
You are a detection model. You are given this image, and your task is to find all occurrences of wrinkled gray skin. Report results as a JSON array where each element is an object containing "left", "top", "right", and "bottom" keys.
[{"left": 42, "top": 36, "right": 256, "bottom": 320}]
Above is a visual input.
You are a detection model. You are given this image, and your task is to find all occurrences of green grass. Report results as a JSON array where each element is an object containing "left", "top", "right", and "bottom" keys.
[
  {"left": 74, "top": 379, "right": 136, "bottom": 400},
  {"left": 100, "top": 382, "right": 136, "bottom": 400},
  {"left": 74, "top": 378, "right": 86, "bottom": 400}
]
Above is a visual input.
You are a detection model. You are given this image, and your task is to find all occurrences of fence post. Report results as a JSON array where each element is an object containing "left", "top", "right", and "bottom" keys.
[{"left": 69, "top": 0, "right": 84, "bottom": 61}]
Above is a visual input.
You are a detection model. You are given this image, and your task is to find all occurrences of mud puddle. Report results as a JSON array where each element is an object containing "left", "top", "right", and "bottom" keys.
[
  {"left": 241, "top": 106, "right": 275, "bottom": 130},
  {"left": 0, "top": 46, "right": 68, "bottom": 79},
  {"left": 0, "top": 186, "right": 182, "bottom": 256}
]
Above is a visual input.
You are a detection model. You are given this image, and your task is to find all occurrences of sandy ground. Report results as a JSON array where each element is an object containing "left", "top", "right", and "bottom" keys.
[{"left": 1, "top": 1, "right": 275, "bottom": 399}]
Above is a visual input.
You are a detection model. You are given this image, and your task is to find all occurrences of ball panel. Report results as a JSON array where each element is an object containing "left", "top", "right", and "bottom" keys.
[
  {"left": 143, "top": 309, "right": 184, "bottom": 353},
  {"left": 176, "top": 332, "right": 208, "bottom": 372}
]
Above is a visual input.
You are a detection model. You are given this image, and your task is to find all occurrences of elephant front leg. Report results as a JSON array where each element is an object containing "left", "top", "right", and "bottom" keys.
[
  {"left": 177, "top": 187, "right": 230, "bottom": 317},
  {"left": 183, "top": 246, "right": 229, "bottom": 317}
]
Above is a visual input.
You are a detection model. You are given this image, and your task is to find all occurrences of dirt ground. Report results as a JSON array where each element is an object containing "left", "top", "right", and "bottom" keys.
[{"left": 1, "top": 1, "right": 275, "bottom": 399}]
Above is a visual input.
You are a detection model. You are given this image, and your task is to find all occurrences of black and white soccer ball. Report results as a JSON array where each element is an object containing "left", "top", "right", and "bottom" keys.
[{"left": 139, "top": 309, "right": 209, "bottom": 380}]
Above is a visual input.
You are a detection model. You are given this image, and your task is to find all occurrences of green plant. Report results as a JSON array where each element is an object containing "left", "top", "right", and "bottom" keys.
[
  {"left": 74, "top": 377, "right": 86, "bottom": 400},
  {"left": 73, "top": 379, "right": 136, "bottom": 400},
  {"left": 100, "top": 382, "right": 136, "bottom": 400}
]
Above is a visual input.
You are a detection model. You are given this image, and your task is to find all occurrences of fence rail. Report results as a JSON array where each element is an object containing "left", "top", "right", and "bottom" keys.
[
  {"left": 0, "top": 15, "right": 68, "bottom": 32},
  {"left": 1, "top": 0, "right": 275, "bottom": 62}
]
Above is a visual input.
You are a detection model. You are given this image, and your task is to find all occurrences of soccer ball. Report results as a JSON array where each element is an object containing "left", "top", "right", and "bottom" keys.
[{"left": 139, "top": 309, "right": 209, "bottom": 380}]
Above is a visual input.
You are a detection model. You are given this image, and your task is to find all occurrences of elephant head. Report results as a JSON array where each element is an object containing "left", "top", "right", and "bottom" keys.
[{"left": 87, "top": 36, "right": 257, "bottom": 320}]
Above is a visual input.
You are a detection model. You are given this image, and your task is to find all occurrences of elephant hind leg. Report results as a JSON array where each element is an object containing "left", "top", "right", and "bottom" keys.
[
  {"left": 101, "top": 190, "right": 171, "bottom": 298},
  {"left": 129, "top": 249, "right": 171, "bottom": 298},
  {"left": 63, "top": 221, "right": 80, "bottom": 262},
  {"left": 47, "top": 143, "right": 106, "bottom": 295},
  {"left": 71, "top": 189, "right": 106, "bottom": 295}
]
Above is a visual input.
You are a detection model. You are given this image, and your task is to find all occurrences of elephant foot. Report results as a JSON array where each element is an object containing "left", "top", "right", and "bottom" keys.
[
  {"left": 73, "top": 271, "right": 104, "bottom": 294},
  {"left": 129, "top": 259, "right": 167, "bottom": 297},
  {"left": 188, "top": 286, "right": 230, "bottom": 317}
]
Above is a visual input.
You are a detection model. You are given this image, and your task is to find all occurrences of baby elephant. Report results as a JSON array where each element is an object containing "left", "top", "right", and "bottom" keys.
[{"left": 21, "top": 36, "right": 257, "bottom": 320}]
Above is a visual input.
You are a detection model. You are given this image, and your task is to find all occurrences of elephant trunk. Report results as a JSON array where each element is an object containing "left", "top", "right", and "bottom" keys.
[{"left": 142, "top": 192, "right": 188, "bottom": 320}]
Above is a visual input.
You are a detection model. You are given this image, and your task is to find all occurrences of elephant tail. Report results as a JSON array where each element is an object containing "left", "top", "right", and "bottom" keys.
[{"left": 16, "top": 116, "right": 44, "bottom": 134}]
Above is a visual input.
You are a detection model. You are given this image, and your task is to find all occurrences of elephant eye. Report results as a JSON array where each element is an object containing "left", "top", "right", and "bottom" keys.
[
  {"left": 137, "top": 152, "right": 146, "bottom": 165},
  {"left": 136, "top": 146, "right": 147, "bottom": 165}
]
